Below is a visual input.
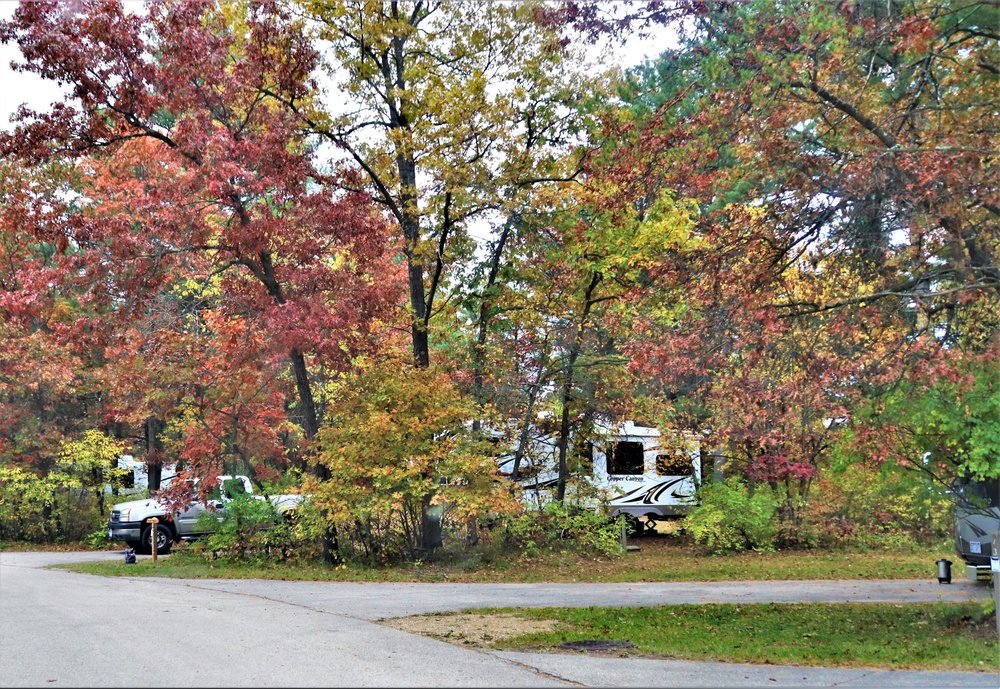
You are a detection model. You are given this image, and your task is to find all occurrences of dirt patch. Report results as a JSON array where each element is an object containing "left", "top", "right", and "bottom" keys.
[{"left": 378, "top": 612, "right": 564, "bottom": 649}]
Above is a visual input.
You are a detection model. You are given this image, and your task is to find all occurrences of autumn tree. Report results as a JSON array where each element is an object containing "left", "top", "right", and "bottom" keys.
[
  {"left": 0, "top": 158, "right": 115, "bottom": 472},
  {"left": 530, "top": 182, "right": 696, "bottom": 501},
  {"left": 309, "top": 356, "right": 518, "bottom": 559},
  {"left": 1, "top": 0, "right": 402, "bottom": 558},
  {"left": 438, "top": 143, "right": 696, "bottom": 501},
  {"left": 253, "top": 0, "right": 598, "bottom": 547},
  {"left": 274, "top": 0, "right": 588, "bottom": 368},
  {"left": 557, "top": 0, "right": 999, "bottom": 498}
]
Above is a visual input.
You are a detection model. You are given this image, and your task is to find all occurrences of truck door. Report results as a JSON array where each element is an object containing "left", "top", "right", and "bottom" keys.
[{"left": 175, "top": 486, "right": 222, "bottom": 536}]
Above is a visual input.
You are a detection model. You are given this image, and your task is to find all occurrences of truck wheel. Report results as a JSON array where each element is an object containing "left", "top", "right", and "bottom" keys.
[{"left": 142, "top": 523, "right": 173, "bottom": 555}]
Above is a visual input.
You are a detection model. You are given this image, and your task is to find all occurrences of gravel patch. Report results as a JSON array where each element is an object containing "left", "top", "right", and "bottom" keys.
[{"left": 378, "top": 612, "right": 563, "bottom": 649}]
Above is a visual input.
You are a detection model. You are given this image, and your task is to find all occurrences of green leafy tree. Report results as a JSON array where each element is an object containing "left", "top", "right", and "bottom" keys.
[{"left": 523, "top": 183, "right": 697, "bottom": 501}]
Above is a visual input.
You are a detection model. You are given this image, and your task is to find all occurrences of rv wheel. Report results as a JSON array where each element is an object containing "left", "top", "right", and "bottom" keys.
[{"left": 625, "top": 516, "right": 644, "bottom": 538}]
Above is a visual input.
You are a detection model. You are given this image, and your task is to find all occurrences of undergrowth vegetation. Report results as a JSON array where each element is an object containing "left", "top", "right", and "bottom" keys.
[
  {"left": 57, "top": 530, "right": 956, "bottom": 584},
  {"left": 684, "top": 463, "right": 953, "bottom": 555}
]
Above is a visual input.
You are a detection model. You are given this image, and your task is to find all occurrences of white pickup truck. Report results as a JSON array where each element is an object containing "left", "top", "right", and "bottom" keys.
[{"left": 107, "top": 475, "right": 302, "bottom": 555}]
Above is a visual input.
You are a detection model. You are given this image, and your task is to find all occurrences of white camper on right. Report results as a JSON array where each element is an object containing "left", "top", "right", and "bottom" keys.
[
  {"left": 498, "top": 421, "right": 701, "bottom": 531},
  {"left": 594, "top": 422, "right": 700, "bottom": 524}
]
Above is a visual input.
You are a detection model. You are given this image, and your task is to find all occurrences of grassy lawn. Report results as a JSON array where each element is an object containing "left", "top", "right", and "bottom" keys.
[
  {"left": 53, "top": 535, "right": 958, "bottom": 583},
  {"left": 0, "top": 542, "right": 113, "bottom": 552},
  {"left": 463, "top": 602, "right": 998, "bottom": 672}
]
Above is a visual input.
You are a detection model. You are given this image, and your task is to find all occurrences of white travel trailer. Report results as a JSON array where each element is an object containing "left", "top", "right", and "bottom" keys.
[
  {"left": 497, "top": 421, "right": 701, "bottom": 532},
  {"left": 106, "top": 455, "right": 177, "bottom": 495}
]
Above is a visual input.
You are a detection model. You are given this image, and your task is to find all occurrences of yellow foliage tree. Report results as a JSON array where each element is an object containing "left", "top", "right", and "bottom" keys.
[
  {"left": 58, "top": 429, "right": 130, "bottom": 517},
  {"left": 307, "top": 358, "right": 518, "bottom": 560}
]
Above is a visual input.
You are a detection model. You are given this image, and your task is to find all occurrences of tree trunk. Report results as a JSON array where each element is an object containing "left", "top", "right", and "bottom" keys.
[
  {"left": 251, "top": 247, "right": 340, "bottom": 564},
  {"left": 397, "top": 148, "right": 430, "bottom": 369},
  {"left": 420, "top": 492, "right": 443, "bottom": 551},
  {"left": 145, "top": 417, "right": 165, "bottom": 491},
  {"left": 290, "top": 348, "right": 340, "bottom": 565},
  {"left": 555, "top": 388, "right": 574, "bottom": 503},
  {"left": 555, "top": 272, "right": 602, "bottom": 503},
  {"left": 397, "top": 143, "right": 441, "bottom": 550},
  {"left": 408, "top": 256, "right": 430, "bottom": 368},
  {"left": 471, "top": 219, "right": 514, "bottom": 429},
  {"left": 290, "top": 348, "right": 319, "bottom": 440},
  {"left": 511, "top": 382, "right": 541, "bottom": 481}
]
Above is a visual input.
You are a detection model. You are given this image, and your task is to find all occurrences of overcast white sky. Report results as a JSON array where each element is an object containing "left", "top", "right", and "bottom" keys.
[
  {"left": 0, "top": 0, "right": 145, "bottom": 129},
  {"left": 0, "top": 0, "right": 671, "bottom": 132}
]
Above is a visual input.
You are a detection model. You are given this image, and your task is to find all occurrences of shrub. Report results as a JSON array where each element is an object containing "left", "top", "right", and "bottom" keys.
[
  {"left": 0, "top": 466, "right": 111, "bottom": 543},
  {"left": 0, "top": 467, "right": 68, "bottom": 542},
  {"left": 684, "top": 477, "right": 780, "bottom": 553},
  {"left": 85, "top": 525, "right": 113, "bottom": 550},
  {"left": 1, "top": 431, "right": 137, "bottom": 545},
  {"left": 197, "top": 494, "right": 307, "bottom": 563},
  {"left": 503, "top": 501, "right": 626, "bottom": 559}
]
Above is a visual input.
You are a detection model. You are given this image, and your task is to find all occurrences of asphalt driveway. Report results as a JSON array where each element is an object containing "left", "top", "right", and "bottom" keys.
[{"left": 1, "top": 550, "right": 996, "bottom": 687}]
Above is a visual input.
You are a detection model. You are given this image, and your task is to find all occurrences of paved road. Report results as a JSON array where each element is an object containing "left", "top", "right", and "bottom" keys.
[
  {"left": 146, "top": 574, "right": 991, "bottom": 619},
  {"left": 1, "top": 550, "right": 997, "bottom": 687}
]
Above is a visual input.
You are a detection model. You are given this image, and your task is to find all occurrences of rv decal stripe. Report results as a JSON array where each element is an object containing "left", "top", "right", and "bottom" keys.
[{"left": 616, "top": 478, "right": 690, "bottom": 505}]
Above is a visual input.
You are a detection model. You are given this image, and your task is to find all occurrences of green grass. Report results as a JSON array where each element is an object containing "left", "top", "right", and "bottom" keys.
[
  {"left": 54, "top": 537, "right": 958, "bottom": 583},
  {"left": 476, "top": 602, "right": 999, "bottom": 672},
  {"left": 62, "top": 549, "right": 421, "bottom": 581},
  {"left": 0, "top": 541, "right": 114, "bottom": 552}
]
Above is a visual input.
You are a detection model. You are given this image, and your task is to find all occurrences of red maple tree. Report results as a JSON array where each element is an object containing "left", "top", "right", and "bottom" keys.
[{"left": 0, "top": 0, "right": 403, "bottom": 493}]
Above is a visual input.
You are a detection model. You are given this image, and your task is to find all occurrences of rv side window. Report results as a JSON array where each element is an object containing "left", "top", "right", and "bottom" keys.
[
  {"left": 656, "top": 451, "right": 692, "bottom": 477},
  {"left": 607, "top": 441, "right": 644, "bottom": 475}
]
